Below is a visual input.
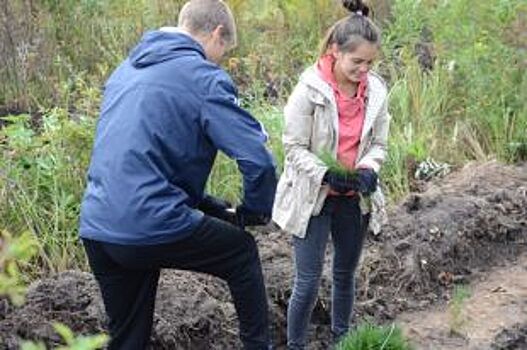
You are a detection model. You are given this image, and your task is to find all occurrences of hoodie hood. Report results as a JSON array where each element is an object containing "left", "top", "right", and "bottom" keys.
[{"left": 129, "top": 30, "right": 206, "bottom": 68}]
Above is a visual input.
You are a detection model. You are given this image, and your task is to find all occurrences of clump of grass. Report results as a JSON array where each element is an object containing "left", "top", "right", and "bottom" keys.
[
  {"left": 318, "top": 150, "right": 359, "bottom": 180},
  {"left": 448, "top": 284, "right": 471, "bottom": 335},
  {"left": 335, "top": 323, "right": 414, "bottom": 350}
]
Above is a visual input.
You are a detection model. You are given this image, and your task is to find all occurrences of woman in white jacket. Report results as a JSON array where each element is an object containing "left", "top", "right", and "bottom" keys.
[{"left": 272, "top": 1, "right": 391, "bottom": 348}]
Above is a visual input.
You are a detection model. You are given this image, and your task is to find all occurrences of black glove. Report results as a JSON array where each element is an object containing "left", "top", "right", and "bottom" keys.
[
  {"left": 357, "top": 168, "right": 378, "bottom": 196},
  {"left": 235, "top": 205, "right": 270, "bottom": 230},
  {"left": 198, "top": 195, "right": 236, "bottom": 222},
  {"left": 323, "top": 170, "right": 359, "bottom": 194}
]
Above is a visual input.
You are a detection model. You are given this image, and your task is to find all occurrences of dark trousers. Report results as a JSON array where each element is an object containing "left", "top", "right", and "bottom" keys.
[
  {"left": 82, "top": 216, "right": 270, "bottom": 350},
  {"left": 287, "top": 196, "right": 367, "bottom": 349}
]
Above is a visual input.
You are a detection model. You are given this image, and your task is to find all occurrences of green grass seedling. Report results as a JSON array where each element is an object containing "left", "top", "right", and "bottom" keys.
[{"left": 336, "top": 323, "right": 414, "bottom": 350}]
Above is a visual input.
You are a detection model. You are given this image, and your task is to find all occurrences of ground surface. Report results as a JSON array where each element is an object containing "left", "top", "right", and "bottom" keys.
[
  {"left": 398, "top": 253, "right": 527, "bottom": 350},
  {"left": 0, "top": 161, "right": 526, "bottom": 349}
]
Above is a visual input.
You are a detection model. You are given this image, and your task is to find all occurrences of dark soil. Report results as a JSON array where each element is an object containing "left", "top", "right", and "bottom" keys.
[
  {"left": 492, "top": 323, "right": 527, "bottom": 350},
  {"left": 0, "top": 161, "right": 525, "bottom": 349}
]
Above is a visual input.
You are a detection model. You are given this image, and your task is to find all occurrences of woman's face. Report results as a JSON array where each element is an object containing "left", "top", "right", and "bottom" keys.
[{"left": 333, "top": 41, "right": 379, "bottom": 83}]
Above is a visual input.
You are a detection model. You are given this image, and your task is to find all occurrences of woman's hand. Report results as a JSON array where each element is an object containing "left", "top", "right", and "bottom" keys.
[
  {"left": 323, "top": 171, "right": 358, "bottom": 194},
  {"left": 356, "top": 168, "right": 378, "bottom": 196}
]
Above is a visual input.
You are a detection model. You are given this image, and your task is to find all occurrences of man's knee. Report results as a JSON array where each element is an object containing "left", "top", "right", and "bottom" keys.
[
  {"left": 243, "top": 231, "right": 259, "bottom": 255},
  {"left": 226, "top": 230, "right": 262, "bottom": 280}
]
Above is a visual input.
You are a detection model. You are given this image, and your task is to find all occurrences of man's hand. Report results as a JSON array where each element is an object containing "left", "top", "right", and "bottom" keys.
[
  {"left": 198, "top": 195, "right": 236, "bottom": 222},
  {"left": 235, "top": 205, "right": 270, "bottom": 230}
]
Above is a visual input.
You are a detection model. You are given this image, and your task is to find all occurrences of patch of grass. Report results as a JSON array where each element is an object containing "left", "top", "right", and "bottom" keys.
[
  {"left": 0, "top": 110, "right": 93, "bottom": 275},
  {"left": 336, "top": 323, "right": 414, "bottom": 350},
  {"left": 448, "top": 284, "right": 471, "bottom": 335}
]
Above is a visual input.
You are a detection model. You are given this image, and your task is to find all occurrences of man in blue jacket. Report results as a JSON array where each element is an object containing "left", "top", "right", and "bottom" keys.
[{"left": 79, "top": 1, "right": 277, "bottom": 349}]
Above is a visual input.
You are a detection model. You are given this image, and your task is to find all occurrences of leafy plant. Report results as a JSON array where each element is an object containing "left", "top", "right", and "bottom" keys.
[
  {"left": 1, "top": 230, "right": 108, "bottom": 350},
  {"left": 0, "top": 230, "right": 38, "bottom": 305},
  {"left": 20, "top": 323, "right": 109, "bottom": 350}
]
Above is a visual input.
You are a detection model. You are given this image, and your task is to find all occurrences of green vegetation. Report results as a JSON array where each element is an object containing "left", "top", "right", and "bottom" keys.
[
  {"left": 319, "top": 150, "right": 360, "bottom": 180},
  {"left": 0, "top": 230, "right": 38, "bottom": 305},
  {"left": 0, "top": 230, "right": 108, "bottom": 348},
  {"left": 336, "top": 323, "right": 414, "bottom": 350},
  {"left": 0, "top": 0, "right": 525, "bottom": 277},
  {"left": 448, "top": 284, "right": 471, "bottom": 334},
  {"left": 21, "top": 323, "right": 109, "bottom": 350},
  {"left": 0, "top": 111, "right": 93, "bottom": 274},
  {"left": 381, "top": 0, "right": 527, "bottom": 196}
]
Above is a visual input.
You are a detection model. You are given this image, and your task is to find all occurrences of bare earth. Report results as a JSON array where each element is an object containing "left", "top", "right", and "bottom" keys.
[
  {"left": 399, "top": 253, "right": 527, "bottom": 350},
  {"left": 0, "top": 161, "right": 526, "bottom": 349}
]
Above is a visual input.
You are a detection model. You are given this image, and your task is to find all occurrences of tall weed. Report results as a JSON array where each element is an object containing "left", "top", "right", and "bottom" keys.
[{"left": 0, "top": 110, "right": 93, "bottom": 274}]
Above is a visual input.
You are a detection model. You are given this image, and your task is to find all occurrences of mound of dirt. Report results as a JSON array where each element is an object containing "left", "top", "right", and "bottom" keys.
[
  {"left": 149, "top": 271, "right": 238, "bottom": 350},
  {"left": 0, "top": 271, "right": 104, "bottom": 348},
  {"left": 0, "top": 162, "right": 525, "bottom": 349},
  {"left": 354, "top": 162, "right": 526, "bottom": 319},
  {"left": 0, "top": 270, "right": 241, "bottom": 350},
  {"left": 492, "top": 323, "right": 527, "bottom": 350}
]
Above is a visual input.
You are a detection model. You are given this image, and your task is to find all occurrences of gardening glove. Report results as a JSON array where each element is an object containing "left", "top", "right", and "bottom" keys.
[
  {"left": 323, "top": 170, "right": 359, "bottom": 194},
  {"left": 234, "top": 205, "right": 271, "bottom": 231},
  {"left": 356, "top": 168, "right": 378, "bottom": 196},
  {"left": 198, "top": 195, "right": 236, "bottom": 223}
]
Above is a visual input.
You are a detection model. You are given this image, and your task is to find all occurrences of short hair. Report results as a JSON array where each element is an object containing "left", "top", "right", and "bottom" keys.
[{"left": 178, "top": 0, "right": 237, "bottom": 48}]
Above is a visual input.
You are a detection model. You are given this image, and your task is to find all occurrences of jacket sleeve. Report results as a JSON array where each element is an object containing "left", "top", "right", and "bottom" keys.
[
  {"left": 283, "top": 82, "right": 328, "bottom": 183},
  {"left": 200, "top": 77, "right": 277, "bottom": 214},
  {"left": 356, "top": 97, "right": 391, "bottom": 173}
]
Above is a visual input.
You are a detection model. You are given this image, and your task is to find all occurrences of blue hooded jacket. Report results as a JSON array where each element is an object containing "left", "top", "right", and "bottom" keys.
[{"left": 79, "top": 30, "right": 277, "bottom": 245}]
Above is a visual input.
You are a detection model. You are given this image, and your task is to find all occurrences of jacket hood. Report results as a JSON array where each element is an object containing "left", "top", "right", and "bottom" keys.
[
  {"left": 129, "top": 30, "right": 206, "bottom": 68},
  {"left": 300, "top": 65, "right": 387, "bottom": 102},
  {"left": 300, "top": 66, "right": 335, "bottom": 102}
]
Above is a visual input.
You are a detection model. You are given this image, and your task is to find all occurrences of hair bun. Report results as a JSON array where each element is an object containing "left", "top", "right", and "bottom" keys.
[{"left": 342, "top": 0, "right": 370, "bottom": 17}]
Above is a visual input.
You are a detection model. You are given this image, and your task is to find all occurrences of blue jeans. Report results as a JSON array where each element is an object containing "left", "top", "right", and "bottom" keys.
[{"left": 287, "top": 196, "right": 367, "bottom": 349}]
